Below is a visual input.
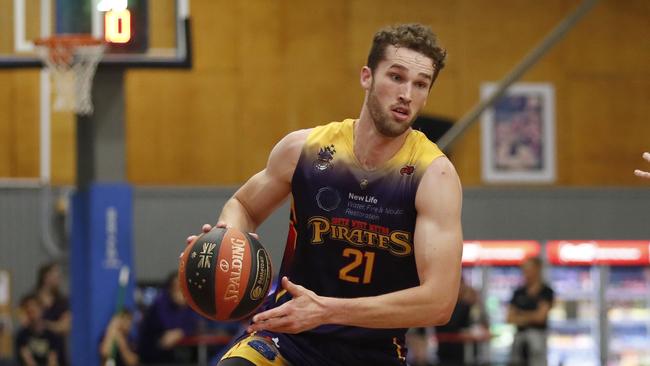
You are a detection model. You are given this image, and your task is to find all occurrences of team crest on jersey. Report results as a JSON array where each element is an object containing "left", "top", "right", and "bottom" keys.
[
  {"left": 313, "top": 144, "right": 336, "bottom": 172},
  {"left": 400, "top": 165, "right": 415, "bottom": 176}
]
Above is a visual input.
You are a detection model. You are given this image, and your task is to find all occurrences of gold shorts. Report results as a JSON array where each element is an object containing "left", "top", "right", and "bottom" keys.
[{"left": 220, "top": 334, "right": 291, "bottom": 366}]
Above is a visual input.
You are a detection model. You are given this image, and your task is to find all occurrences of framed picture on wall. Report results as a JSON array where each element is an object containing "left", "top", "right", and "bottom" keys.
[{"left": 481, "top": 82, "right": 556, "bottom": 183}]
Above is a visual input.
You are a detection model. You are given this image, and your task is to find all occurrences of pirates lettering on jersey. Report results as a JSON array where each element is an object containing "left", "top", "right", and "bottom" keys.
[{"left": 307, "top": 216, "right": 412, "bottom": 257}]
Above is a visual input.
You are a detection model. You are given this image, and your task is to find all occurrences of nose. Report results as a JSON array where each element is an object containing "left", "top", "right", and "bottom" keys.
[{"left": 398, "top": 83, "right": 413, "bottom": 105}]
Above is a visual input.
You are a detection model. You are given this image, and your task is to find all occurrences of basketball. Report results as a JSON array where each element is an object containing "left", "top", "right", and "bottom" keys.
[{"left": 178, "top": 227, "right": 273, "bottom": 321}]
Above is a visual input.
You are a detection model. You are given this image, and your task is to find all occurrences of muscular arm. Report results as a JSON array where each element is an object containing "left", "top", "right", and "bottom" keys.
[
  {"left": 251, "top": 157, "right": 464, "bottom": 331},
  {"left": 217, "top": 129, "right": 309, "bottom": 232}
]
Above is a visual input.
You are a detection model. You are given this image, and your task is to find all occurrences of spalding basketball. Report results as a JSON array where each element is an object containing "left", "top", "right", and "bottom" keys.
[{"left": 179, "top": 227, "right": 273, "bottom": 321}]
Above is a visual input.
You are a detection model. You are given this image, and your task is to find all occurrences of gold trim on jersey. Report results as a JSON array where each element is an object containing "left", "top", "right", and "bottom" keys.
[
  {"left": 275, "top": 289, "right": 288, "bottom": 302},
  {"left": 392, "top": 336, "right": 406, "bottom": 362},
  {"left": 304, "top": 119, "right": 445, "bottom": 175}
]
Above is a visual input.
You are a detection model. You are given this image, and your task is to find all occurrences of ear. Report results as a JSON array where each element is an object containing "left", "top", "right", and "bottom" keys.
[{"left": 360, "top": 66, "right": 373, "bottom": 90}]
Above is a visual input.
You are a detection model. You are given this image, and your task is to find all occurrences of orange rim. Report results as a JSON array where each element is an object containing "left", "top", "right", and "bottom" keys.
[
  {"left": 33, "top": 34, "right": 104, "bottom": 47},
  {"left": 34, "top": 34, "right": 103, "bottom": 66}
]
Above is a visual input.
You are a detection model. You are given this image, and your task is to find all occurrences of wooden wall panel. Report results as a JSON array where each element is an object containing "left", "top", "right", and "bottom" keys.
[
  {"left": 0, "top": 73, "right": 14, "bottom": 177},
  {"left": 49, "top": 111, "right": 76, "bottom": 185},
  {"left": 556, "top": 0, "right": 650, "bottom": 186},
  {"left": 563, "top": 0, "right": 649, "bottom": 78},
  {"left": 563, "top": 79, "right": 650, "bottom": 185},
  {"left": 0, "top": 71, "right": 75, "bottom": 184},
  {"left": 281, "top": 1, "right": 357, "bottom": 131},
  {"left": 0, "top": 0, "right": 13, "bottom": 54},
  {"left": 149, "top": 0, "right": 176, "bottom": 50},
  {"left": 235, "top": 1, "right": 287, "bottom": 180},
  {"left": 2, "top": 0, "right": 648, "bottom": 186},
  {"left": 190, "top": 0, "right": 240, "bottom": 73},
  {"left": 12, "top": 71, "right": 40, "bottom": 177},
  {"left": 126, "top": 71, "right": 240, "bottom": 184},
  {"left": 0, "top": 70, "right": 40, "bottom": 178},
  {"left": 24, "top": 0, "right": 40, "bottom": 43}
]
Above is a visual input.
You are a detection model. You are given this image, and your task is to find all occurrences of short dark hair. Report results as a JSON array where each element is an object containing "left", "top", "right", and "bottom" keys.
[
  {"left": 36, "top": 262, "right": 58, "bottom": 289},
  {"left": 367, "top": 23, "right": 447, "bottom": 80},
  {"left": 524, "top": 257, "right": 543, "bottom": 268}
]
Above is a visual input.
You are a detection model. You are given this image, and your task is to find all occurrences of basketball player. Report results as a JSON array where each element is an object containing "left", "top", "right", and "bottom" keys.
[
  {"left": 188, "top": 23, "right": 463, "bottom": 366},
  {"left": 634, "top": 152, "right": 650, "bottom": 179}
]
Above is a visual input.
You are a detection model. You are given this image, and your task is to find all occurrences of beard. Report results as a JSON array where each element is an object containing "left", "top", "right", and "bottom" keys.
[{"left": 366, "top": 85, "right": 415, "bottom": 138}]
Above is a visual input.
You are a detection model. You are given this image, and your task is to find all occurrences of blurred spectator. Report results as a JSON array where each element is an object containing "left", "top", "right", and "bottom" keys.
[
  {"left": 435, "top": 277, "right": 489, "bottom": 366},
  {"left": 34, "top": 263, "right": 70, "bottom": 366},
  {"left": 405, "top": 327, "right": 430, "bottom": 366},
  {"left": 100, "top": 309, "right": 138, "bottom": 366},
  {"left": 35, "top": 263, "right": 70, "bottom": 334},
  {"left": 137, "top": 272, "right": 199, "bottom": 364},
  {"left": 634, "top": 152, "right": 650, "bottom": 179},
  {"left": 15, "top": 294, "right": 63, "bottom": 366},
  {"left": 507, "top": 257, "right": 554, "bottom": 366}
]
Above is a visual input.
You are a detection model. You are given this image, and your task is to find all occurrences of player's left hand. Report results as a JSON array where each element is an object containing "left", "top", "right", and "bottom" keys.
[
  {"left": 247, "top": 277, "right": 328, "bottom": 334},
  {"left": 634, "top": 152, "right": 650, "bottom": 179}
]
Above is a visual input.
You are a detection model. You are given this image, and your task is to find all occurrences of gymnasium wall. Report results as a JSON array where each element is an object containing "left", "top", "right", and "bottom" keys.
[
  {"left": 2, "top": 186, "right": 649, "bottom": 308},
  {"left": 0, "top": 0, "right": 649, "bottom": 186},
  {"left": 0, "top": 187, "right": 54, "bottom": 308}
]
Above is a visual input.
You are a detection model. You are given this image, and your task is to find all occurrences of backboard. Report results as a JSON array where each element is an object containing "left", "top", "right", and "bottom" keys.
[{"left": 0, "top": 0, "right": 191, "bottom": 68}]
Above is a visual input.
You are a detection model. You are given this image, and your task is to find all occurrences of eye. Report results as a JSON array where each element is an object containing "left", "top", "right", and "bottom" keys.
[
  {"left": 389, "top": 73, "right": 402, "bottom": 82},
  {"left": 415, "top": 82, "right": 429, "bottom": 89}
]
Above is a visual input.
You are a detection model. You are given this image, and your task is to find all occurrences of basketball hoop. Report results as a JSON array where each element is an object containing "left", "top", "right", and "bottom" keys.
[{"left": 34, "top": 34, "right": 105, "bottom": 115}]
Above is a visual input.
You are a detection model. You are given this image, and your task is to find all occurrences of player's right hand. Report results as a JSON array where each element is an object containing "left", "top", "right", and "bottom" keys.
[
  {"left": 185, "top": 222, "right": 259, "bottom": 247},
  {"left": 215, "top": 220, "right": 261, "bottom": 239}
]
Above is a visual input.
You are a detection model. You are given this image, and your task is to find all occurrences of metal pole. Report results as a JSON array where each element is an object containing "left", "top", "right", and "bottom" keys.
[
  {"left": 437, "top": 0, "right": 601, "bottom": 151},
  {"left": 598, "top": 266, "right": 608, "bottom": 365}
]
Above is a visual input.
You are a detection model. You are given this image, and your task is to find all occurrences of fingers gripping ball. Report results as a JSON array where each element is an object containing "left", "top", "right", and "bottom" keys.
[{"left": 179, "top": 227, "right": 273, "bottom": 321}]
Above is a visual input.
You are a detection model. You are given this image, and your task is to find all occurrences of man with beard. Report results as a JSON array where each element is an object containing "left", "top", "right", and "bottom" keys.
[{"left": 188, "top": 23, "right": 463, "bottom": 366}]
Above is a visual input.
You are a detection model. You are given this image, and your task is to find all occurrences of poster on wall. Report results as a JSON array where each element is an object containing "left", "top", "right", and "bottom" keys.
[{"left": 480, "top": 83, "right": 556, "bottom": 183}]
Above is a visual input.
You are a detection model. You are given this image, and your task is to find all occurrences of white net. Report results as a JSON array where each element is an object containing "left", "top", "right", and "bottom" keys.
[{"left": 36, "top": 39, "right": 105, "bottom": 115}]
